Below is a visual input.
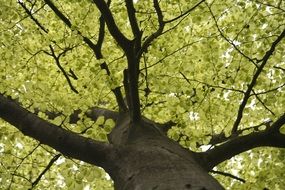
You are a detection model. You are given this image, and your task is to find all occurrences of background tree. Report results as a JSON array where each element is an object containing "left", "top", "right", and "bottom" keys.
[{"left": 0, "top": 0, "right": 284, "bottom": 189}]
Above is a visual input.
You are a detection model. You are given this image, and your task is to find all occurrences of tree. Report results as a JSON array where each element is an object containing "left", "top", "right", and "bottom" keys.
[{"left": 0, "top": 0, "right": 284, "bottom": 189}]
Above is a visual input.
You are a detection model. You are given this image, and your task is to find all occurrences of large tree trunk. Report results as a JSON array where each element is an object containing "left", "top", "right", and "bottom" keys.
[
  {"left": 109, "top": 138, "right": 224, "bottom": 190},
  {"left": 106, "top": 114, "right": 224, "bottom": 190}
]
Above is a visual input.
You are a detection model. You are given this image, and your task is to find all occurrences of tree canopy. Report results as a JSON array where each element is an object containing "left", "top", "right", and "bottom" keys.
[{"left": 0, "top": 0, "right": 285, "bottom": 189}]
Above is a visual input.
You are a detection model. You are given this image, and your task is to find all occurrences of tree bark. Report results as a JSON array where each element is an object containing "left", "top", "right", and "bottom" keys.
[
  {"left": 0, "top": 94, "right": 112, "bottom": 168},
  {"left": 109, "top": 138, "right": 225, "bottom": 190},
  {"left": 106, "top": 114, "right": 224, "bottom": 190}
]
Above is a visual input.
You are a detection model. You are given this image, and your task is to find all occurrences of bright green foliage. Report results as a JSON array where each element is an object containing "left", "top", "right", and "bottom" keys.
[{"left": 0, "top": 0, "right": 284, "bottom": 189}]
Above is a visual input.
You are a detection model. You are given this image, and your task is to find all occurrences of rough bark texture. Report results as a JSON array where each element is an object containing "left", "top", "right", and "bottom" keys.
[
  {"left": 110, "top": 141, "right": 224, "bottom": 190},
  {"left": 105, "top": 114, "right": 224, "bottom": 190}
]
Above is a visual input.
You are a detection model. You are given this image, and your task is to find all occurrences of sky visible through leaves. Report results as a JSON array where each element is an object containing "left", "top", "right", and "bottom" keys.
[{"left": 0, "top": 0, "right": 285, "bottom": 189}]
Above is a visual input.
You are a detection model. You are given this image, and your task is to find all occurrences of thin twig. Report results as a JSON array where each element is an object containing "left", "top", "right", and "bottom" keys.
[
  {"left": 164, "top": 0, "right": 205, "bottom": 24},
  {"left": 179, "top": 72, "right": 244, "bottom": 93},
  {"left": 252, "top": 89, "right": 275, "bottom": 116},
  {"left": 139, "top": 0, "right": 165, "bottom": 56},
  {"left": 48, "top": 45, "right": 79, "bottom": 94},
  {"left": 210, "top": 170, "right": 246, "bottom": 183},
  {"left": 29, "top": 154, "right": 61, "bottom": 189},
  {"left": 206, "top": 2, "right": 259, "bottom": 66},
  {"left": 231, "top": 29, "right": 285, "bottom": 134},
  {"left": 18, "top": 1, "right": 48, "bottom": 33}
]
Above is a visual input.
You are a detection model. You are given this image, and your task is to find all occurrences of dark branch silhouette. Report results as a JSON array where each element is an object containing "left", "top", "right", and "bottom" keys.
[
  {"left": 231, "top": 29, "right": 285, "bottom": 134},
  {"left": 91, "top": 0, "right": 132, "bottom": 50},
  {"left": 164, "top": 0, "right": 206, "bottom": 24},
  {"left": 46, "top": 45, "right": 79, "bottom": 94},
  {"left": 210, "top": 170, "right": 246, "bottom": 183},
  {"left": 203, "top": 114, "right": 285, "bottom": 169},
  {"left": 43, "top": 0, "right": 127, "bottom": 112},
  {"left": 30, "top": 154, "right": 61, "bottom": 189},
  {"left": 18, "top": 1, "right": 49, "bottom": 33}
]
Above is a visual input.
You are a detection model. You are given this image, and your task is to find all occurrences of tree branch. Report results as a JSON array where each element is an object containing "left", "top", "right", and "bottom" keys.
[
  {"left": 42, "top": 107, "right": 119, "bottom": 124},
  {"left": 6, "top": 95, "right": 120, "bottom": 125},
  {"left": 43, "top": 0, "right": 127, "bottom": 112},
  {"left": 252, "top": 89, "right": 275, "bottom": 116},
  {"left": 164, "top": 0, "right": 205, "bottom": 24},
  {"left": 125, "top": 0, "right": 141, "bottom": 38},
  {"left": 202, "top": 114, "right": 285, "bottom": 170},
  {"left": 43, "top": 0, "right": 71, "bottom": 27},
  {"left": 125, "top": 0, "right": 142, "bottom": 55},
  {"left": 139, "top": 0, "right": 165, "bottom": 56},
  {"left": 250, "top": 0, "right": 285, "bottom": 12},
  {"left": 231, "top": 29, "right": 285, "bottom": 135},
  {"left": 206, "top": 2, "right": 258, "bottom": 66},
  {"left": 91, "top": 0, "right": 131, "bottom": 50},
  {"left": 85, "top": 107, "right": 119, "bottom": 122},
  {"left": 210, "top": 170, "right": 246, "bottom": 183},
  {"left": 47, "top": 45, "right": 79, "bottom": 94},
  {"left": 180, "top": 71, "right": 244, "bottom": 93},
  {"left": 0, "top": 94, "right": 113, "bottom": 168},
  {"left": 268, "top": 113, "right": 285, "bottom": 132},
  {"left": 125, "top": 56, "right": 141, "bottom": 123},
  {"left": 273, "top": 66, "right": 285, "bottom": 72},
  {"left": 30, "top": 154, "right": 61, "bottom": 189},
  {"left": 18, "top": 1, "right": 49, "bottom": 33},
  {"left": 207, "top": 120, "right": 272, "bottom": 145}
]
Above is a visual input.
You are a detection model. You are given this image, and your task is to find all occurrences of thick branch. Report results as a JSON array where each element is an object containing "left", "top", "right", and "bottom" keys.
[
  {"left": 125, "top": 55, "right": 141, "bottom": 123},
  {"left": 231, "top": 29, "right": 285, "bottom": 134},
  {"left": 208, "top": 120, "right": 273, "bottom": 145},
  {"left": 85, "top": 107, "right": 119, "bottom": 122},
  {"left": 44, "top": 0, "right": 71, "bottom": 27},
  {"left": 203, "top": 114, "right": 285, "bottom": 170},
  {"left": 268, "top": 113, "right": 285, "bottom": 132},
  {"left": 0, "top": 94, "right": 112, "bottom": 168},
  {"left": 123, "top": 1, "right": 164, "bottom": 122},
  {"left": 125, "top": 0, "right": 141, "bottom": 38},
  {"left": 125, "top": 0, "right": 142, "bottom": 54},
  {"left": 91, "top": 0, "right": 131, "bottom": 50}
]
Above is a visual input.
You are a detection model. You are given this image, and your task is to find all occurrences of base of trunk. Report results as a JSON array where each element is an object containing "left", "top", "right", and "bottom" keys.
[{"left": 107, "top": 136, "right": 224, "bottom": 190}]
